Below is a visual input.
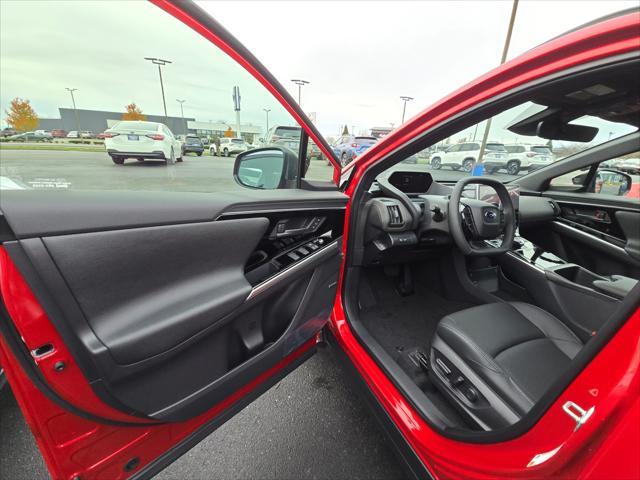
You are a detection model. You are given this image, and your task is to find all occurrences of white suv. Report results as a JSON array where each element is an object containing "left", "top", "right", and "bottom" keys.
[
  {"left": 211, "top": 137, "right": 249, "bottom": 157},
  {"left": 504, "top": 144, "right": 554, "bottom": 173},
  {"left": 430, "top": 142, "right": 507, "bottom": 173}
]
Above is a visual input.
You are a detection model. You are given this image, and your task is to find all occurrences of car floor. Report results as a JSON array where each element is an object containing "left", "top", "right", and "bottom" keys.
[
  {"left": 357, "top": 267, "right": 474, "bottom": 357},
  {"left": 357, "top": 264, "right": 477, "bottom": 429}
]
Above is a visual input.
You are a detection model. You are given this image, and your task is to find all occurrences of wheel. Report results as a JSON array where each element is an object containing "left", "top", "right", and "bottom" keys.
[
  {"left": 111, "top": 155, "right": 124, "bottom": 165},
  {"left": 506, "top": 160, "right": 520, "bottom": 175},
  {"left": 223, "top": 148, "right": 229, "bottom": 157},
  {"left": 340, "top": 152, "right": 348, "bottom": 166},
  {"left": 197, "top": 152, "right": 202, "bottom": 157},
  {"left": 462, "top": 158, "right": 475, "bottom": 172},
  {"left": 431, "top": 157, "right": 442, "bottom": 169}
]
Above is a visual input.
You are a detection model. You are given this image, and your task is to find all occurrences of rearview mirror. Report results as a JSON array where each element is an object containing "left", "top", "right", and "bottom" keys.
[
  {"left": 536, "top": 119, "right": 598, "bottom": 142},
  {"left": 233, "top": 147, "right": 298, "bottom": 190}
]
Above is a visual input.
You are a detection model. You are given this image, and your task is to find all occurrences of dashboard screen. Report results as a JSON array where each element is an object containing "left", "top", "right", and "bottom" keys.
[{"left": 387, "top": 171, "right": 433, "bottom": 194}]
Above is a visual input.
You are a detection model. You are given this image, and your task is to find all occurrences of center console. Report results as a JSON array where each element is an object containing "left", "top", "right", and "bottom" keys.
[{"left": 495, "top": 236, "right": 635, "bottom": 341}]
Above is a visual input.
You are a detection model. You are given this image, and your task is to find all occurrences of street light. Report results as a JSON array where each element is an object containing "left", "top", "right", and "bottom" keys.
[
  {"left": 144, "top": 57, "right": 172, "bottom": 120},
  {"left": 65, "top": 87, "right": 81, "bottom": 134},
  {"left": 263, "top": 108, "right": 271, "bottom": 135},
  {"left": 400, "top": 96, "right": 414, "bottom": 124},
  {"left": 176, "top": 99, "right": 186, "bottom": 135},
  {"left": 291, "top": 79, "right": 309, "bottom": 107}
]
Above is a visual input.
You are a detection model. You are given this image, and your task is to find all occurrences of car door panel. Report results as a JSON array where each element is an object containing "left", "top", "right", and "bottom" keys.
[{"left": 1, "top": 189, "right": 346, "bottom": 425}]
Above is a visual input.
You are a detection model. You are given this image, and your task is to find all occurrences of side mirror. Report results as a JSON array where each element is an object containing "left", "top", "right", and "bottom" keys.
[
  {"left": 571, "top": 172, "right": 589, "bottom": 185},
  {"left": 233, "top": 147, "right": 298, "bottom": 190},
  {"left": 595, "top": 169, "right": 632, "bottom": 196}
]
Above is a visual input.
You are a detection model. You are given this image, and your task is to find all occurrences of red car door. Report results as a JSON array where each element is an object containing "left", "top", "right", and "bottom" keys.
[
  {"left": 331, "top": 8, "right": 640, "bottom": 479},
  {"left": 0, "top": 1, "right": 343, "bottom": 479}
]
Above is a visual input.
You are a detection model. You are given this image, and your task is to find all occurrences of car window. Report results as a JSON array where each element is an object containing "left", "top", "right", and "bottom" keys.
[
  {"left": 382, "top": 100, "right": 638, "bottom": 182},
  {"left": 0, "top": 1, "right": 334, "bottom": 192},
  {"left": 549, "top": 152, "right": 639, "bottom": 199}
]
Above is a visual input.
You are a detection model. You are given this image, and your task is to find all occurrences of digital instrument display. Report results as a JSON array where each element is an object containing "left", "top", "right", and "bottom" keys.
[{"left": 387, "top": 171, "right": 434, "bottom": 194}]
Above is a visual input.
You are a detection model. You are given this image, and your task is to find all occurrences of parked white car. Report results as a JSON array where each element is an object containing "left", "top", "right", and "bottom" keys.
[
  {"left": 429, "top": 142, "right": 507, "bottom": 173},
  {"left": 503, "top": 144, "right": 554, "bottom": 173},
  {"left": 66, "top": 130, "right": 79, "bottom": 138},
  {"left": 211, "top": 137, "right": 249, "bottom": 157},
  {"left": 104, "top": 120, "right": 183, "bottom": 165}
]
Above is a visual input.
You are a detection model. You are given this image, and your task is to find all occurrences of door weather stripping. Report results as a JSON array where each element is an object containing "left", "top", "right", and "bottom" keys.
[{"left": 562, "top": 401, "right": 595, "bottom": 431}]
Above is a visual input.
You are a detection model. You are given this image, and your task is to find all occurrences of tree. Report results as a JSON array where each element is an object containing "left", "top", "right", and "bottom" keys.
[
  {"left": 342, "top": 125, "right": 349, "bottom": 135},
  {"left": 122, "top": 103, "right": 146, "bottom": 121},
  {"left": 223, "top": 127, "right": 234, "bottom": 138},
  {"left": 5, "top": 98, "right": 38, "bottom": 132}
]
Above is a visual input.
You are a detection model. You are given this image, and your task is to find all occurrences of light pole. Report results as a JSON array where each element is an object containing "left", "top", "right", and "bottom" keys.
[
  {"left": 176, "top": 99, "right": 186, "bottom": 135},
  {"left": 291, "top": 79, "right": 309, "bottom": 107},
  {"left": 400, "top": 96, "right": 413, "bottom": 124},
  {"left": 144, "top": 57, "right": 172, "bottom": 121},
  {"left": 65, "top": 87, "right": 81, "bottom": 134},
  {"left": 263, "top": 108, "right": 271, "bottom": 136},
  {"left": 476, "top": 0, "right": 519, "bottom": 170}
]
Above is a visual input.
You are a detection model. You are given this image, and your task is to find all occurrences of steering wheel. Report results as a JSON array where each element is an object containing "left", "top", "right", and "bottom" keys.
[{"left": 448, "top": 177, "right": 516, "bottom": 256}]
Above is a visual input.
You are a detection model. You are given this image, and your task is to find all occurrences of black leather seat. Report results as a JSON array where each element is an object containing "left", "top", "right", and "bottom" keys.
[{"left": 429, "top": 302, "right": 583, "bottom": 430}]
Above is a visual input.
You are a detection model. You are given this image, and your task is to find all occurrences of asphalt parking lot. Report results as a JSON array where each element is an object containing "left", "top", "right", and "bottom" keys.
[
  {"left": 0, "top": 148, "right": 334, "bottom": 192},
  {"left": 0, "top": 348, "right": 407, "bottom": 480}
]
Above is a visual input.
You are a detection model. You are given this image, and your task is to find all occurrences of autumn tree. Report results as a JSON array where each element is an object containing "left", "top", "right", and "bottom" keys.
[
  {"left": 5, "top": 98, "right": 39, "bottom": 132},
  {"left": 122, "top": 103, "right": 146, "bottom": 121},
  {"left": 223, "top": 127, "right": 234, "bottom": 138}
]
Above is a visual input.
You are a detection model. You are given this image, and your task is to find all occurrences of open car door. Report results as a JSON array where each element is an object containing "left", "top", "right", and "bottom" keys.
[{"left": 0, "top": 1, "right": 344, "bottom": 479}]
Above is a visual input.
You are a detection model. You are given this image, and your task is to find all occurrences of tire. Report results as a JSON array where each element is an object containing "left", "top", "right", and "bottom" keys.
[
  {"left": 223, "top": 148, "right": 229, "bottom": 157},
  {"left": 197, "top": 152, "right": 202, "bottom": 157},
  {"left": 506, "top": 160, "right": 520, "bottom": 175},
  {"left": 431, "top": 157, "right": 442, "bottom": 169},
  {"left": 111, "top": 155, "right": 124, "bottom": 165},
  {"left": 462, "top": 158, "right": 475, "bottom": 172}
]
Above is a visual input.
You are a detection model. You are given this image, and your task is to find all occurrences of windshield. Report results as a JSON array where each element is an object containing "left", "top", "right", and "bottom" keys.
[
  {"left": 380, "top": 100, "right": 638, "bottom": 183},
  {"left": 531, "top": 146, "right": 552, "bottom": 155},
  {"left": 274, "top": 127, "right": 301, "bottom": 139},
  {"left": 231, "top": 138, "right": 244, "bottom": 144}
]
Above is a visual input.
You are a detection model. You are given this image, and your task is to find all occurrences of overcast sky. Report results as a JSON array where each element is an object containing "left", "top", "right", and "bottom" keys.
[{"left": 1, "top": 0, "right": 637, "bottom": 137}]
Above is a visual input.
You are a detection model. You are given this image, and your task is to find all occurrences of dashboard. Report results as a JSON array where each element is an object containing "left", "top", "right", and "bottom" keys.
[{"left": 361, "top": 171, "right": 558, "bottom": 264}]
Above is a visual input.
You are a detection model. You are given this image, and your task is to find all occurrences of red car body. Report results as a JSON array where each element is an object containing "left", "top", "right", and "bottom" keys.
[{"left": 0, "top": 3, "right": 638, "bottom": 480}]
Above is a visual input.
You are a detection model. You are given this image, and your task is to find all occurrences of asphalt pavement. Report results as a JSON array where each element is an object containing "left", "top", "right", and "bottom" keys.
[
  {"left": 0, "top": 348, "right": 407, "bottom": 480},
  {"left": 0, "top": 149, "right": 335, "bottom": 192}
]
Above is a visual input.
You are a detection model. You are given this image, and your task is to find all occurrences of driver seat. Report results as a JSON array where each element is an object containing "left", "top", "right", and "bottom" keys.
[{"left": 429, "top": 302, "right": 583, "bottom": 430}]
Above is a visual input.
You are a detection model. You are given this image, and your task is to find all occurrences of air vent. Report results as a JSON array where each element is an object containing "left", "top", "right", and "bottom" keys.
[{"left": 387, "top": 205, "right": 403, "bottom": 226}]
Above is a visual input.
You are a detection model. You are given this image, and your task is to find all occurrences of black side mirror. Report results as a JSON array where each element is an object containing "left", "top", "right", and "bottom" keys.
[
  {"left": 594, "top": 169, "right": 632, "bottom": 196},
  {"left": 233, "top": 147, "right": 299, "bottom": 190}
]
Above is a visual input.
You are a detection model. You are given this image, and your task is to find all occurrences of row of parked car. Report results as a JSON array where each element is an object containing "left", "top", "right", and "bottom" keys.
[
  {"left": 1, "top": 128, "right": 105, "bottom": 141},
  {"left": 428, "top": 142, "right": 554, "bottom": 174}
]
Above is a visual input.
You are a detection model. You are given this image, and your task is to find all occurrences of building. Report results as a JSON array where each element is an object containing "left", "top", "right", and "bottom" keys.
[
  {"left": 187, "top": 120, "right": 262, "bottom": 143},
  {"left": 37, "top": 108, "right": 263, "bottom": 142},
  {"left": 38, "top": 108, "right": 193, "bottom": 136}
]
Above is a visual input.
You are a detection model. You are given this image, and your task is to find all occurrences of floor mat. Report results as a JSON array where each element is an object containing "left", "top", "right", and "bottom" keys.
[{"left": 359, "top": 269, "right": 473, "bottom": 359}]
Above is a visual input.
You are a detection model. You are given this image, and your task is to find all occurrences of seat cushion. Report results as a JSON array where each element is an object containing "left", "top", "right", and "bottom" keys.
[{"left": 431, "top": 302, "right": 582, "bottom": 425}]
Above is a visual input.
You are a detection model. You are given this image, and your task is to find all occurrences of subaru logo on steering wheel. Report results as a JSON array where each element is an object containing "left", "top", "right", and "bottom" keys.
[{"left": 484, "top": 210, "right": 497, "bottom": 221}]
